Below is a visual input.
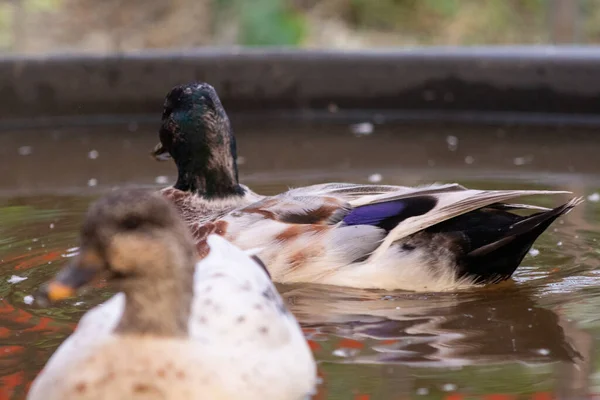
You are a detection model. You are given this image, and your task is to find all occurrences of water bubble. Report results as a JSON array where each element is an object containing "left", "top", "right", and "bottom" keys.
[
  {"left": 23, "top": 295, "right": 34, "bottom": 305},
  {"left": 587, "top": 193, "right": 600, "bottom": 202},
  {"left": 7, "top": 275, "right": 27, "bottom": 284},
  {"left": 446, "top": 135, "right": 458, "bottom": 151},
  {"left": 88, "top": 178, "right": 98, "bottom": 187},
  {"left": 155, "top": 176, "right": 169, "bottom": 185},
  {"left": 350, "top": 122, "right": 374, "bottom": 136},
  {"left": 18, "top": 146, "right": 32, "bottom": 156},
  {"left": 368, "top": 173, "right": 382, "bottom": 183},
  {"left": 88, "top": 150, "right": 99, "bottom": 160}
]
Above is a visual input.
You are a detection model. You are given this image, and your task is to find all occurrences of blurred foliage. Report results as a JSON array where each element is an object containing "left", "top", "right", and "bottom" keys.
[
  {"left": 336, "top": 0, "right": 547, "bottom": 44},
  {"left": 0, "top": 0, "right": 591, "bottom": 52},
  {"left": 217, "top": 0, "right": 306, "bottom": 46}
]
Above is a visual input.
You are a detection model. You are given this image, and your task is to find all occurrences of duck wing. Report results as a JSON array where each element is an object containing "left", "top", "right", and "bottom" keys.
[{"left": 364, "top": 187, "right": 573, "bottom": 262}]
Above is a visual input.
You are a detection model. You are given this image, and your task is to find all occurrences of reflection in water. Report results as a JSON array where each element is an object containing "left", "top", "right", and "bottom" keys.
[
  {"left": 282, "top": 283, "right": 592, "bottom": 398},
  {"left": 282, "top": 283, "right": 580, "bottom": 366}
]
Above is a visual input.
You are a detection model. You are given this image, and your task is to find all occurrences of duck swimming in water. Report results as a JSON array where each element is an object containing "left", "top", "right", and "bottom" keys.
[
  {"left": 28, "top": 189, "right": 316, "bottom": 400},
  {"left": 152, "top": 82, "right": 582, "bottom": 292}
]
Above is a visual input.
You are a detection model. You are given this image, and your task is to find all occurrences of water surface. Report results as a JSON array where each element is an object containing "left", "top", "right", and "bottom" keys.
[{"left": 1, "top": 121, "right": 599, "bottom": 399}]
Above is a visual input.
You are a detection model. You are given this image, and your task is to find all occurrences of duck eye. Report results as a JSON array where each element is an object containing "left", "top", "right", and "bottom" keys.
[
  {"left": 121, "top": 216, "right": 142, "bottom": 230},
  {"left": 162, "top": 106, "right": 172, "bottom": 120}
]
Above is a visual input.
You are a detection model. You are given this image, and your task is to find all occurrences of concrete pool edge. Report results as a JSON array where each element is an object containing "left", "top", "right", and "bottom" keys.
[{"left": 2, "top": 46, "right": 600, "bottom": 127}]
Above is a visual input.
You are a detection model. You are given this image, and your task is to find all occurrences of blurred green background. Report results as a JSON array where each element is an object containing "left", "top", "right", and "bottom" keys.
[{"left": 0, "top": 0, "right": 596, "bottom": 53}]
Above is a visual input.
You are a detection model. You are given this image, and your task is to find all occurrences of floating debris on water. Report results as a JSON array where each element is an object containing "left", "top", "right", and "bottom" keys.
[
  {"left": 464, "top": 155, "right": 475, "bottom": 164},
  {"left": 74, "top": 301, "right": 85, "bottom": 306},
  {"left": 588, "top": 193, "right": 600, "bottom": 202},
  {"left": 88, "top": 150, "right": 99, "bottom": 160},
  {"left": 428, "top": 159, "right": 436, "bottom": 167},
  {"left": 446, "top": 135, "right": 458, "bottom": 151},
  {"left": 535, "top": 348, "right": 550, "bottom": 356},
  {"left": 529, "top": 248, "right": 540, "bottom": 257},
  {"left": 23, "top": 295, "right": 34, "bottom": 305},
  {"left": 368, "top": 173, "right": 382, "bottom": 183},
  {"left": 332, "top": 348, "right": 360, "bottom": 358},
  {"left": 237, "top": 156, "right": 246, "bottom": 165},
  {"left": 62, "top": 247, "right": 79, "bottom": 258},
  {"left": 416, "top": 388, "right": 429, "bottom": 396},
  {"left": 7, "top": 275, "right": 27, "bottom": 284},
  {"left": 441, "top": 383, "right": 457, "bottom": 392},
  {"left": 155, "top": 176, "right": 169, "bottom": 185},
  {"left": 18, "top": 146, "right": 32, "bottom": 156},
  {"left": 88, "top": 178, "right": 98, "bottom": 187},
  {"left": 513, "top": 155, "right": 533, "bottom": 166},
  {"left": 327, "top": 103, "right": 338, "bottom": 113},
  {"left": 49, "top": 223, "right": 55, "bottom": 229},
  {"left": 557, "top": 241, "right": 563, "bottom": 246},
  {"left": 350, "top": 122, "right": 374, "bottom": 136}
]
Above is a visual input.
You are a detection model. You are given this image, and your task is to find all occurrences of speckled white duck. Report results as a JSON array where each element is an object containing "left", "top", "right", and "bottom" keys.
[
  {"left": 27, "top": 189, "right": 316, "bottom": 400},
  {"left": 152, "top": 82, "right": 582, "bottom": 292}
]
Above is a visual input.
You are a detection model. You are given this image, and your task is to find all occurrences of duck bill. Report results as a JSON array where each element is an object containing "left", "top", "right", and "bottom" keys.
[
  {"left": 151, "top": 142, "right": 172, "bottom": 161},
  {"left": 38, "top": 251, "right": 102, "bottom": 303}
]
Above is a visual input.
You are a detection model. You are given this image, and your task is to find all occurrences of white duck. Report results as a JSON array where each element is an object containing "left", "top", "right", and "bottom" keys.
[
  {"left": 27, "top": 189, "right": 316, "bottom": 400},
  {"left": 151, "top": 82, "right": 582, "bottom": 291}
]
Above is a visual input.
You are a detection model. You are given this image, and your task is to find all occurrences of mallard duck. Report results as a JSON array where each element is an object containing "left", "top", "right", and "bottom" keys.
[
  {"left": 28, "top": 190, "right": 316, "bottom": 400},
  {"left": 151, "top": 82, "right": 582, "bottom": 292}
]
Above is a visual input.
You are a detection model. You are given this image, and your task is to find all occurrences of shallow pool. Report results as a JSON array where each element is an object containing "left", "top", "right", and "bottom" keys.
[{"left": 1, "top": 120, "right": 599, "bottom": 399}]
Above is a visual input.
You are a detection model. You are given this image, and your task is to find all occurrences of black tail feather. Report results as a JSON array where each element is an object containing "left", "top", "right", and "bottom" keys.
[
  {"left": 424, "top": 197, "right": 582, "bottom": 284},
  {"left": 462, "top": 197, "right": 582, "bottom": 283}
]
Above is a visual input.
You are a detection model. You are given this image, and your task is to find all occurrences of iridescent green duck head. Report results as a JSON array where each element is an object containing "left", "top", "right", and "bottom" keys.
[{"left": 152, "top": 82, "right": 245, "bottom": 198}]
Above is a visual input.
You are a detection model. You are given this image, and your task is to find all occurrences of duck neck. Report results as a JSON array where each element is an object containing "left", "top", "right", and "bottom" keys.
[
  {"left": 115, "top": 269, "right": 194, "bottom": 338},
  {"left": 173, "top": 126, "right": 245, "bottom": 199}
]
